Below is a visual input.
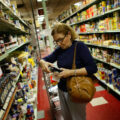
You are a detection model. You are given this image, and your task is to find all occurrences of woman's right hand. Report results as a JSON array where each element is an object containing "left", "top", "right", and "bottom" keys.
[{"left": 39, "top": 59, "right": 53, "bottom": 73}]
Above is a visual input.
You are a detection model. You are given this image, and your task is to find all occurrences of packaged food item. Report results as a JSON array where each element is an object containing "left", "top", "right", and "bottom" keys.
[{"left": 106, "top": 0, "right": 111, "bottom": 11}]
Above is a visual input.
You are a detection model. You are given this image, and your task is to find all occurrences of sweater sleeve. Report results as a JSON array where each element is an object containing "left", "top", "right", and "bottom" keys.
[
  {"left": 77, "top": 42, "right": 98, "bottom": 75},
  {"left": 43, "top": 48, "right": 59, "bottom": 63}
]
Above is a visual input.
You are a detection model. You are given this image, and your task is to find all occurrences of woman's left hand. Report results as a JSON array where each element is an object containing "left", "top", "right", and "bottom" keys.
[{"left": 57, "top": 68, "right": 74, "bottom": 78}]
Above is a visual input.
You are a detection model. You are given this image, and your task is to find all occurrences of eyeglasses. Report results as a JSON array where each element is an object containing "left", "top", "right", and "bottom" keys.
[{"left": 53, "top": 34, "right": 67, "bottom": 45}]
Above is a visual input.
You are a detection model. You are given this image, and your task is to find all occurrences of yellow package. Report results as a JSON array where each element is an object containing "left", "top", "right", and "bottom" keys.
[{"left": 28, "top": 58, "right": 35, "bottom": 67}]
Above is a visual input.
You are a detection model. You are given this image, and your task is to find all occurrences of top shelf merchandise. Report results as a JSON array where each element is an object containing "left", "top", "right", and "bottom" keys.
[
  {"left": 58, "top": 0, "right": 99, "bottom": 22},
  {"left": 59, "top": 0, "right": 120, "bottom": 24},
  {"left": 0, "top": 0, "right": 30, "bottom": 34},
  {"left": 0, "top": 0, "right": 29, "bottom": 28}
]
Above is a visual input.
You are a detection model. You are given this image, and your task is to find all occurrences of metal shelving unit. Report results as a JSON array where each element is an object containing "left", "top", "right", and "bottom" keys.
[
  {"left": 70, "top": 7, "right": 120, "bottom": 26},
  {"left": 85, "top": 43, "right": 120, "bottom": 50},
  {"left": 0, "top": 41, "right": 30, "bottom": 61},
  {"left": 78, "top": 30, "right": 120, "bottom": 34},
  {"left": 60, "top": 0, "right": 98, "bottom": 23},
  {"left": 93, "top": 57, "right": 109, "bottom": 65},
  {"left": 0, "top": 1, "right": 32, "bottom": 119},
  {"left": 0, "top": 18, "right": 29, "bottom": 34}
]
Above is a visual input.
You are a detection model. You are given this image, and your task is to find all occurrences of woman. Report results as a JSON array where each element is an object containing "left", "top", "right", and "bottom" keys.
[{"left": 39, "top": 23, "right": 97, "bottom": 120}]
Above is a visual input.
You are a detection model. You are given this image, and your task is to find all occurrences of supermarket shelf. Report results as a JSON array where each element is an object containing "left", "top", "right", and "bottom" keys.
[
  {"left": 34, "top": 67, "right": 38, "bottom": 120},
  {"left": 0, "top": 87, "right": 15, "bottom": 120},
  {"left": 2, "top": 87, "right": 17, "bottom": 120},
  {"left": 93, "top": 57, "right": 120, "bottom": 69},
  {"left": 70, "top": 7, "right": 120, "bottom": 26},
  {"left": 108, "top": 46, "right": 120, "bottom": 50},
  {"left": 110, "top": 63, "right": 120, "bottom": 69},
  {"left": 0, "top": 18, "right": 28, "bottom": 34},
  {"left": 60, "top": 0, "right": 98, "bottom": 22},
  {"left": 0, "top": 0, "right": 29, "bottom": 28},
  {"left": 85, "top": 43, "right": 120, "bottom": 50},
  {"left": 95, "top": 74, "right": 120, "bottom": 96},
  {"left": 0, "top": 41, "right": 30, "bottom": 61},
  {"left": 93, "top": 57, "right": 109, "bottom": 64},
  {"left": 78, "top": 30, "right": 120, "bottom": 34}
]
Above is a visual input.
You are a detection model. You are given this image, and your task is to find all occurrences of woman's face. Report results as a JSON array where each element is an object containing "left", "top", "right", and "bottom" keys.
[{"left": 53, "top": 32, "right": 72, "bottom": 49}]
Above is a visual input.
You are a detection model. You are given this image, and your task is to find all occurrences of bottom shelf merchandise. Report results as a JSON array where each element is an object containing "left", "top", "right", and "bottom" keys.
[
  {"left": 6, "top": 64, "right": 37, "bottom": 120},
  {"left": 95, "top": 62, "right": 120, "bottom": 95},
  {"left": 0, "top": 51, "right": 29, "bottom": 120}
]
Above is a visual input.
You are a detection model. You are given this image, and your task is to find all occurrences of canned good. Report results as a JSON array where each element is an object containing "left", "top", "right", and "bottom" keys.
[
  {"left": 112, "top": 68, "right": 117, "bottom": 77},
  {"left": 108, "top": 71, "right": 112, "bottom": 84},
  {"left": 105, "top": 70, "right": 109, "bottom": 83},
  {"left": 116, "top": 77, "right": 120, "bottom": 91}
]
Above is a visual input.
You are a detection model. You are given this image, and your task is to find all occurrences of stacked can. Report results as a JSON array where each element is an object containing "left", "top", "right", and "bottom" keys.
[
  {"left": 116, "top": 76, "right": 120, "bottom": 91},
  {"left": 108, "top": 70, "right": 113, "bottom": 84},
  {"left": 106, "top": 0, "right": 111, "bottom": 11},
  {"left": 111, "top": 0, "right": 115, "bottom": 9},
  {"left": 113, "top": 12, "right": 120, "bottom": 30},
  {"left": 99, "top": 68, "right": 105, "bottom": 80},
  {"left": 102, "top": 0, "right": 106, "bottom": 13},
  {"left": 112, "top": 68, "right": 117, "bottom": 88}
]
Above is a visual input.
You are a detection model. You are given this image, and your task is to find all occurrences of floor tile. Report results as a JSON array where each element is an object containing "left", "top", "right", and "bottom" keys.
[
  {"left": 95, "top": 86, "right": 105, "bottom": 92},
  {"left": 42, "top": 85, "right": 46, "bottom": 90},
  {"left": 37, "top": 110, "right": 45, "bottom": 119},
  {"left": 90, "top": 97, "right": 108, "bottom": 107}
]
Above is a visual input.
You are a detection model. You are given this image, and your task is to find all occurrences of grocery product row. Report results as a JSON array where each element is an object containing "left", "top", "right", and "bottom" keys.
[
  {"left": 88, "top": 46, "right": 120, "bottom": 66},
  {"left": 0, "top": 34, "right": 30, "bottom": 56},
  {"left": 71, "top": 11, "right": 120, "bottom": 34},
  {"left": 79, "top": 33, "right": 120, "bottom": 47}
]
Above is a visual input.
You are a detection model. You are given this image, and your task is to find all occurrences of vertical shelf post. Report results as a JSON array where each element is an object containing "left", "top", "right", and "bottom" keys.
[
  {"left": 29, "top": 0, "right": 41, "bottom": 58},
  {"left": 42, "top": 0, "right": 54, "bottom": 51}
]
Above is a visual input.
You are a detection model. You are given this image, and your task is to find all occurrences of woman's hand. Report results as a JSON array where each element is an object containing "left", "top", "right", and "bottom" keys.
[
  {"left": 56, "top": 68, "right": 74, "bottom": 78},
  {"left": 39, "top": 59, "right": 53, "bottom": 73}
]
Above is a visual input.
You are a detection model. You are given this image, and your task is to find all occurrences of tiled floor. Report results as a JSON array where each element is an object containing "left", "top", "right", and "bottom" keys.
[{"left": 43, "top": 85, "right": 46, "bottom": 90}]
